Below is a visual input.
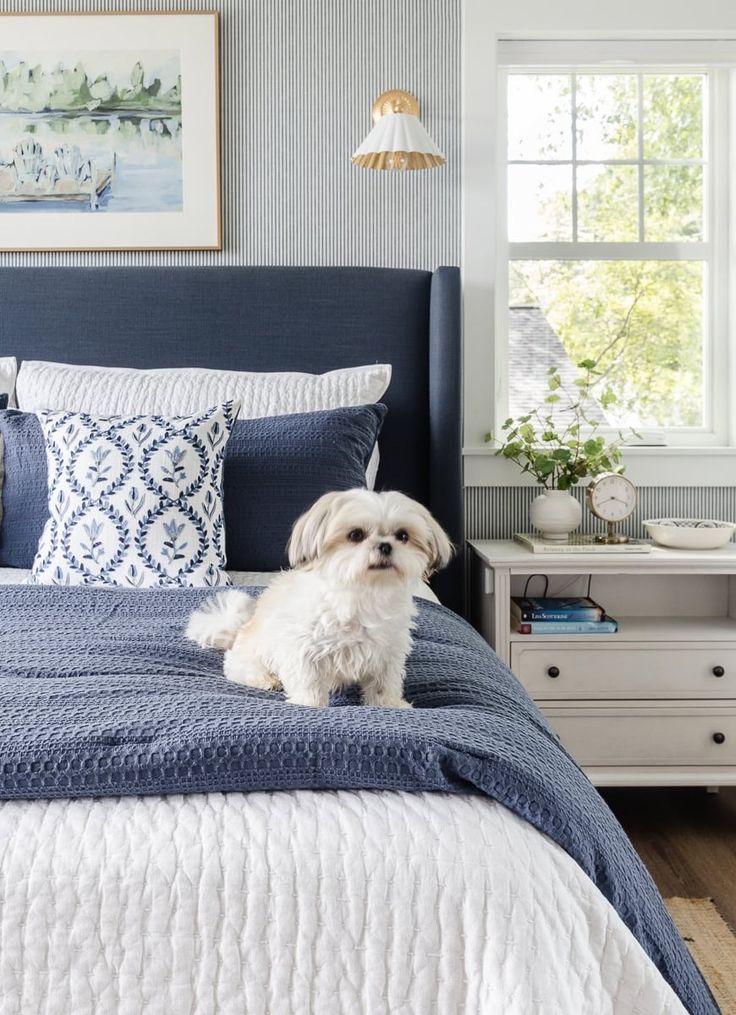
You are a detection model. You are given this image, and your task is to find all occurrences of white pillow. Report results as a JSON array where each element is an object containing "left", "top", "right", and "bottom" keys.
[
  {"left": 16, "top": 360, "right": 391, "bottom": 488},
  {"left": 0, "top": 357, "right": 17, "bottom": 406},
  {"left": 30, "top": 403, "right": 237, "bottom": 588}
]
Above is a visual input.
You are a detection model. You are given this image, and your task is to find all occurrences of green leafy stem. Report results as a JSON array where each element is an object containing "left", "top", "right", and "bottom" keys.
[{"left": 484, "top": 359, "right": 638, "bottom": 490}]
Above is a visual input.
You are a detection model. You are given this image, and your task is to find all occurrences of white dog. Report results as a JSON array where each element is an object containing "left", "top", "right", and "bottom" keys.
[{"left": 186, "top": 489, "right": 453, "bottom": 708}]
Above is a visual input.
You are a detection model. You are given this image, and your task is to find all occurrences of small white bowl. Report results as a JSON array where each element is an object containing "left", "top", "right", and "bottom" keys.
[{"left": 643, "top": 518, "right": 736, "bottom": 550}]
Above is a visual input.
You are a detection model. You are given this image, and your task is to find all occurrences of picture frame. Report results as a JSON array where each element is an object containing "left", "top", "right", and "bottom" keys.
[{"left": 0, "top": 11, "right": 220, "bottom": 251}]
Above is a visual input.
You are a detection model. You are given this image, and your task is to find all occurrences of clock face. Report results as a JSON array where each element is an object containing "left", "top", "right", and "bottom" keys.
[{"left": 588, "top": 474, "right": 637, "bottom": 523}]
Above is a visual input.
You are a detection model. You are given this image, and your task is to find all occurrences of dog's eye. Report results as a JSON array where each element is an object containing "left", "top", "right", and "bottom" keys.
[
  {"left": 396, "top": 529, "right": 409, "bottom": 543},
  {"left": 347, "top": 528, "right": 365, "bottom": 543}
]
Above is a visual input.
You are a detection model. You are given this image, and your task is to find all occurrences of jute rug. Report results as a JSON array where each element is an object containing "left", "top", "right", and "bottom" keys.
[{"left": 666, "top": 897, "right": 736, "bottom": 1012}]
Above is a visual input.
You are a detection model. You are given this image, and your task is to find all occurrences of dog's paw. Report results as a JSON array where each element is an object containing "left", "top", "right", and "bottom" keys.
[{"left": 224, "top": 653, "right": 281, "bottom": 692}]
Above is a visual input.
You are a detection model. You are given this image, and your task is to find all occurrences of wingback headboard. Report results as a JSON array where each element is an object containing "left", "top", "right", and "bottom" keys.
[{"left": 0, "top": 266, "right": 463, "bottom": 610}]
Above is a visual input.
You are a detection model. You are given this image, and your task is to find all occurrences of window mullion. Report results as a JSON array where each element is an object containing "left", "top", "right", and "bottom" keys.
[
  {"left": 637, "top": 72, "right": 645, "bottom": 241},
  {"left": 708, "top": 68, "right": 730, "bottom": 443},
  {"left": 571, "top": 74, "right": 578, "bottom": 242},
  {"left": 509, "top": 241, "right": 711, "bottom": 261}
]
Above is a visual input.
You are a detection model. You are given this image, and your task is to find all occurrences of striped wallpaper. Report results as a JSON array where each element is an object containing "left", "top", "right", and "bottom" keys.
[
  {"left": 0, "top": 0, "right": 461, "bottom": 268},
  {"left": 465, "top": 486, "right": 736, "bottom": 541}
]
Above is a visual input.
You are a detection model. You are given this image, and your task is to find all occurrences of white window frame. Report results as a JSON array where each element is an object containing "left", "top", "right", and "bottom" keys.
[{"left": 496, "top": 42, "right": 732, "bottom": 448}]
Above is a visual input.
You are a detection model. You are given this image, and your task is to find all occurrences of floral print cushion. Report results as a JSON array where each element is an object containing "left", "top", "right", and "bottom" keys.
[{"left": 30, "top": 402, "right": 237, "bottom": 588}]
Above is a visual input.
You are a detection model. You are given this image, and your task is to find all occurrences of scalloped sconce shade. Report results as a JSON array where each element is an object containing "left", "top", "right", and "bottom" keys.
[{"left": 352, "top": 90, "right": 445, "bottom": 171}]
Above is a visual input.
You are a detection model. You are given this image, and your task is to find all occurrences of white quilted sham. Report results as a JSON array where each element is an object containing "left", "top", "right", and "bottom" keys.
[
  {"left": 15, "top": 360, "right": 390, "bottom": 488},
  {"left": 15, "top": 361, "right": 391, "bottom": 418},
  {"left": 0, "top": 790, "right": 685, "bottom": 1015}
]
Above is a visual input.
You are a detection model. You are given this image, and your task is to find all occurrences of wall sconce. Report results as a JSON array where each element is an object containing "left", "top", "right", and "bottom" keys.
[{"left": 352, "top": 89, "right": 445, "bottom": 171}]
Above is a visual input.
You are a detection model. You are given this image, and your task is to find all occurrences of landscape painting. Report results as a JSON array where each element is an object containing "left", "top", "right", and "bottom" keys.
[
  {"left": 0, "top": 13, "right": 220, "bottom": 250},
  {"left": 0, "top": 51, "right": 183, "bottom": 214}
]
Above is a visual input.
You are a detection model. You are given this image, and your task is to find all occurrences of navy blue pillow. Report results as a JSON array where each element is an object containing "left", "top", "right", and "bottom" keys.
[
  {"left": 223, "top": 403, "right": 386, "bottom": 570},
  {"left": 0, "top": 409, "right": 49, "bottom": 568},
  {"left": 0, "top": 395, "right": 6, "bottom": 535},
  {"left": 0, "top": 404, "right": 386, "bottom": 571}
]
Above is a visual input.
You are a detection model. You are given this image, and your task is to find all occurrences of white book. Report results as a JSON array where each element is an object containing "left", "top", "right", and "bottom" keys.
[{"left": 514, "top": 533, "right": 653, "bottom": 554}]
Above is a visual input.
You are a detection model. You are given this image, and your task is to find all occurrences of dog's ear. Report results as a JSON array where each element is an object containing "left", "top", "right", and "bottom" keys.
[
  {"left": 418, "top": 506, "right": 454, "bottom": 577},
  {"left": 287, "top": 491, "right": 348, "bottom": 567}
]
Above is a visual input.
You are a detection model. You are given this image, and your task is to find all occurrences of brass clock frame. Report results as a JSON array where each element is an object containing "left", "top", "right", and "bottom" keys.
[{"left": 586, "top": 472, "right": 638, "bottom": 545}]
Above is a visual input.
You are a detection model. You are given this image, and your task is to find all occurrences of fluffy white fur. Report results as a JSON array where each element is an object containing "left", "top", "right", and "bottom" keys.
[{"left": 186, "top": 489, "right": 453, "bottom": 707}]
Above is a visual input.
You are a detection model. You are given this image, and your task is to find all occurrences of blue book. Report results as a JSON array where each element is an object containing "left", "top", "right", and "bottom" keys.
[
  {"left": 513, "top": 617, "right": 619, "bottom": 635},
  {"left": 510, "top": 596, "right": 605, "bottom": 622}
]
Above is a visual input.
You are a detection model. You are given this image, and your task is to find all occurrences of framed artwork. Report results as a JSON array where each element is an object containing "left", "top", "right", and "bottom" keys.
[{"left": 0, "top": 11, "right": 220, "bottom": 251}]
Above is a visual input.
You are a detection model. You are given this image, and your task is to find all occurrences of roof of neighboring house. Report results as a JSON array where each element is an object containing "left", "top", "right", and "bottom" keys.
[{"left": 508, "top": 305, "right": 609, "bottom": 425}]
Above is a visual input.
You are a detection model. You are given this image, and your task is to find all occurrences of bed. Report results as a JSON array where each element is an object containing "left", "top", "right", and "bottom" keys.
[{"left": 0, "top": 266, "right": 716, "bottom": 1015}]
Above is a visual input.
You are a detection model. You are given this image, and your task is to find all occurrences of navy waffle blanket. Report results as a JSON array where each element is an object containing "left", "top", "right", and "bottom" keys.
[{"left": 0, "top": 585, "right": 717, "bottom": 1014}]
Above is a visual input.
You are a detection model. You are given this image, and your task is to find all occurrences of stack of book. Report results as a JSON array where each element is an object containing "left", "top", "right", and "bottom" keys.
[{"left": 511, "top": 596, "right": 618, "bottom": 635}]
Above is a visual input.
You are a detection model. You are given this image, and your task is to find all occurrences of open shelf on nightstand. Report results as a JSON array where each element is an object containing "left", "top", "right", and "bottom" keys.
[{"left": 509, "top": 615, "right": 736, "bottom": 643}]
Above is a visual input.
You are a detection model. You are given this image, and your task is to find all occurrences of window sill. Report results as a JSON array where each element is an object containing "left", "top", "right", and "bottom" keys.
[{"left": 463, "top": 445, "right": 736, "bottom": 487}]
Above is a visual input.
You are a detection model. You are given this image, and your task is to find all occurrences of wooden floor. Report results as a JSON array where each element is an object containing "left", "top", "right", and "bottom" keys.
[{"left": 603, "top": 786, "right": 736, "bottom": 931}]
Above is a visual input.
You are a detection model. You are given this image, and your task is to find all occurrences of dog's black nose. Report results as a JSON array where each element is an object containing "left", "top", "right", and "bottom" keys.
[{"left": 377, "top": 542, "right": 392, "bottom": 556}]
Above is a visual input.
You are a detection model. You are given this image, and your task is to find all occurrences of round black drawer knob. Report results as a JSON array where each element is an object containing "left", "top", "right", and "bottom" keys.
[
  {"left": 547, "top": 666, "right": 560, "bottom": 679},
  {"left": 713, "top": 732, "right": 726, "bottom": 745},
  {"left": 713, "top": 666, "right": 725, "bottom": 677}
]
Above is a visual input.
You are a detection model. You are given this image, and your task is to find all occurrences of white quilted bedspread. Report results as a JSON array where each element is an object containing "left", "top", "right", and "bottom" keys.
[{"left": 0, "top": 790, "right": 685, "bottom": 1015}]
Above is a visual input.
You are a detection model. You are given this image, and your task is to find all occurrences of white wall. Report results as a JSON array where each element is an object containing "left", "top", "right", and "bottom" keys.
[
  {"left": 463, "top": 0, "right": 736, "bottom": 487},
  {"left": 491, "top": 0, "right": 736, "bottom": 33}
]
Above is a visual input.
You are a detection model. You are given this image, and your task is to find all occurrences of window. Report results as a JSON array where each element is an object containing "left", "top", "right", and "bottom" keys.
[{"left": 499, "top": 51, "right": 729, "bottom": 446}]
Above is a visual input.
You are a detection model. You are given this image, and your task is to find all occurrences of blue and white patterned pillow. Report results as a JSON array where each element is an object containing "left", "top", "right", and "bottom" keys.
[{"left": 30, "top": 402, "right": 237, "bottom": 588}]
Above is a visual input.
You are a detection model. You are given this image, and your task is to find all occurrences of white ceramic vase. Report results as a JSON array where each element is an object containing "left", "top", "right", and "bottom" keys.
[{"left": 530, "top": 489, "right": 582, "bottom": 542}]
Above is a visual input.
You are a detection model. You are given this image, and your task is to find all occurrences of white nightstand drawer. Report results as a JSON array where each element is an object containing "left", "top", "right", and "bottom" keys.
[
  {"left": 544, "top": 703, "right": 736, "bottom": 766},
  {"left": 511, "top": 643, "right": 736, "bottom": 700}
]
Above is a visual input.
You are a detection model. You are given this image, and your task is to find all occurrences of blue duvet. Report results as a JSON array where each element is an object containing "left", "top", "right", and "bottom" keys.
[{"left": 0, "top": 585, "right": 717, "bottom": 1014}]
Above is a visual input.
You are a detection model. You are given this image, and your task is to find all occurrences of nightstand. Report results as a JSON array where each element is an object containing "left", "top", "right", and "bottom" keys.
[{"left": 469, "top": 539, "right": 736, "bottom": 787}]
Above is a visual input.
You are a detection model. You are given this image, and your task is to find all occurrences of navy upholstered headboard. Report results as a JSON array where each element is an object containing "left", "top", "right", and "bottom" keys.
[{"left": 0, "top": 266, "right": 463, "bottom": 610}]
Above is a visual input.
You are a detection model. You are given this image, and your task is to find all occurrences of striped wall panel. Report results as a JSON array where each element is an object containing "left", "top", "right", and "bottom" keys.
[
  {"left": 0, "top": 0, "right": 461, "bottom": 269},
  {"left": 465, "top": 486, "right": 736, "bottom": 541}
]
